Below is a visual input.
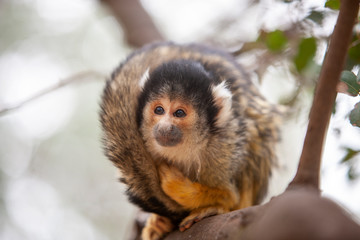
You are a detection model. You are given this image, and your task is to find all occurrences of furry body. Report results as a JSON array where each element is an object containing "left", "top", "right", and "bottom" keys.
[{"left": 100, "top": 42, "right": 280, "bottom": 239}]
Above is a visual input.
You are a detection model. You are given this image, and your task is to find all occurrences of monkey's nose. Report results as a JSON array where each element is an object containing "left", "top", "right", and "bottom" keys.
[{"left": 154, "top": 125, "right": 182, "bottom": 147}]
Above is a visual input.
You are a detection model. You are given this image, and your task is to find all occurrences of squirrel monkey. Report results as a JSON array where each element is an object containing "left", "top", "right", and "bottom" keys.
[{"left": 100, "top": 42, "right": 281, "bottom": 240}]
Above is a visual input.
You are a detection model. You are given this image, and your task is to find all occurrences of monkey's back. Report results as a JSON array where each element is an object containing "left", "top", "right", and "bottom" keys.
[{"left": 100, "top": 42, "right": 281, "bottom": 223}]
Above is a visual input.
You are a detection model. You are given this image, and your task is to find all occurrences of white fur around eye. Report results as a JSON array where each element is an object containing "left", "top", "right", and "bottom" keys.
[
  {"left": 139, "top": 67, "right": 150, "bottom": 89},
  {"left": 212, "top": 81, "right": 232, "bottom": 127}
]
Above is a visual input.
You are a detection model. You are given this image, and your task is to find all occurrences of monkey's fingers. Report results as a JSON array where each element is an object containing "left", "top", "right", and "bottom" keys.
[
  {"left": 142, "top": 213, "right": 174, "bottom": 240},
  {"left": 179, "top": 206, "right": 228, "bottom": 232}
]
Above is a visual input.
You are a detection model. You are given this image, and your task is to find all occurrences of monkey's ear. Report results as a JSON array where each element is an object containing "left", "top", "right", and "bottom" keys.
[
  {"left": 139, "top": 68, "right": 150, "bottom": 89},
  {"left": 212, "top": 81, "right": 232, "bottom": 127}
]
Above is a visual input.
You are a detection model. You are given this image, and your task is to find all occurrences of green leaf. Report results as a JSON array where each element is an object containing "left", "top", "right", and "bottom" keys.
[
  {"left": 325, "top": 0, "right": 340, "bottom": 10},
  {"left": 340, "top": 71, "right": 360, "bottom": 96},
  {"left": 307, "top": 10, "right": 325, "bottom": 25},
  {"left": 350, "top": 102, "right": 360, "bottom": 127},
  {"left": 294, "top": 37, "right": 317, "bottom": 72},
  {"left": 265, "top": 30, "right": 288, "bottom": 52},
  {"left": 348, "top": 42, "right": 360, "bottom": 64},
  {"left": 332, "top": 101, "right": 337, "bottom": 114},
  {"left": 341, "top": 147, "right": 360, "bottom": 163},
  {"left": 347, "top": 165, "right": 358, "bottom": 181},
  {"left": 340, "top": 147, "right": 360, "bottom": 181}
]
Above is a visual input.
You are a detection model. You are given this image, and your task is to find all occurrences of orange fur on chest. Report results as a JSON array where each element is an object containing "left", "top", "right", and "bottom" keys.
[{"left": 158, "top": 164, "right": 254, "bottom": 211}]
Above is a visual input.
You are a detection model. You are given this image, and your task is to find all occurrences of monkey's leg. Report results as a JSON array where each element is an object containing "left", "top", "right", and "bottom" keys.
[{"left": 141, "top": 213, "right": 174, "bottom": 240}]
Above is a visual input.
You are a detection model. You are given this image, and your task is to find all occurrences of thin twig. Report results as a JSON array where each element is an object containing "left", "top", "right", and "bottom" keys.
[{"left": 0, "top": 70, "right": 106, "bottom": 116}]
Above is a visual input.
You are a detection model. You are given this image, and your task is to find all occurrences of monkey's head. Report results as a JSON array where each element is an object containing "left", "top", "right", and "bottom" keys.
[{"left": 137, "top": 59, "right": 233, "bottom": 166}]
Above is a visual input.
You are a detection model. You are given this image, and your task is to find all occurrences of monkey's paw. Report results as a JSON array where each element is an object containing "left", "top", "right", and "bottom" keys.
[
  {"left": 179, "top": 206, "right": 227, "bottom": 232},
  {"left": 141, "top": 213, "right": 174, "bottom": 240}
]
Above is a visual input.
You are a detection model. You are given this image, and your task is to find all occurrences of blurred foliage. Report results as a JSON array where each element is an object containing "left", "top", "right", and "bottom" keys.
[
  {"left": 341, "top": 147, "right": 360, "bottom": 181},
  {"left": 211, "top": 0, "right": 360, "bottom": 181},
  {"left": 348, "top": 41, "right": 360, "bottom": 65},
  {"left": 325, "top": 0, "right": 341, "bottom": 10},
  {"left": 340, "top": 71, "right": 360, "bottom": 97},
  {"left": 264, "top": 30, "right": 288, "bottom": 52},
  {"left": 307, "top": 10, "right": 325, "bottom": 25},
  {"left": 294, "top": 37, "right": 317, "bottom": 72},
  {"left": 339, "top": 70, "right": 360, "bottom": 128},
  {"left": 350, "top": 103, "right": 360, "bottom": 127}
]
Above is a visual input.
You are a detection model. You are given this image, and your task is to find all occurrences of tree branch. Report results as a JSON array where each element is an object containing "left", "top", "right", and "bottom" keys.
[
  {"left": 288, "top": 0, "right": 359, "bottom": 189},
  {"left": 0, "top": 71, "right": 105, "bottom": 116},
  {"left": 100, "top": 0, "right": 164, "bottom": 48},
  {"left": 165, "top": 189, "right": 360, "bottom": 240}
]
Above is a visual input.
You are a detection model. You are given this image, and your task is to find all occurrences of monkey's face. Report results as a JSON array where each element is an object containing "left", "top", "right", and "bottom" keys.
[
  {"left": 141, "top": 96, "right": 200, "bottom": 150},
  {"left": 137, "top": 59, "right": 233, "bottom": 164}
]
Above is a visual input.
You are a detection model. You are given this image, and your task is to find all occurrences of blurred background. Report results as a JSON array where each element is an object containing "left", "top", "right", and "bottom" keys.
[{"left": 0, "top": 0, "right": 359, "bottom": 239}]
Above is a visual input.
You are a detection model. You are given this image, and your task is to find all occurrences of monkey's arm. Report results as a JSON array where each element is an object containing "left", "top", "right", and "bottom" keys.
[{"left": 158, "top": 164, "right": 255, "bottom": 231}]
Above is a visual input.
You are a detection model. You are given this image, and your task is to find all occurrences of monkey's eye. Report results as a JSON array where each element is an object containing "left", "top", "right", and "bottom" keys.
[
  {"left": 154, "top": 106, "right": 165, "bottom": 115},
  {"left": 173, "top": 109, "right": 186, "bottom": 118}
]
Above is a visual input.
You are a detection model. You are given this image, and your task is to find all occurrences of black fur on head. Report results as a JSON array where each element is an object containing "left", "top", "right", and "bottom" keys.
[{"left": 136, "top": 59, "right": 221, "bottom": 132}]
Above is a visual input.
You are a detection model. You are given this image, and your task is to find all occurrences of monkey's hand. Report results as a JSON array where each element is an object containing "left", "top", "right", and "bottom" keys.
[
  {"left": 142, "top": 213, "right": 174, "bottom": 240},
  {"left": 158, "top": 164, "right": 239, "bottom": 231}
]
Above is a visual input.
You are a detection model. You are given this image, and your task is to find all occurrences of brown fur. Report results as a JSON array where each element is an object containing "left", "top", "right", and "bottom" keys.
[{"left": 99, "top": 42, "right": 281, "bottom": 239}]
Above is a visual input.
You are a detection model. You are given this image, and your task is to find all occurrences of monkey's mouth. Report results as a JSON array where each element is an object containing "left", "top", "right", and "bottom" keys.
[
  {"left": 153, "top": 125, "right": 183, "bottom": 147},
  {"left": 155, "top": 133, "right": 182, "bottom": 147}
]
